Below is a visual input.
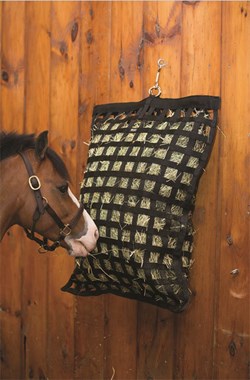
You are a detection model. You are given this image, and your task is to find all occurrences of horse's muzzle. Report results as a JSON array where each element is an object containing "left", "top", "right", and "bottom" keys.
[{"left": 64, "top": 227, "right": 99, "bottom": 257}]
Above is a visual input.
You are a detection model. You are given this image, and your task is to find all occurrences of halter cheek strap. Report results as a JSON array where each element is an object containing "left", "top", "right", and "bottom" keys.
[
  {"left": 18, "top": 151, "right": 84, "bottom": 253},
  {"left": 19, "top": 152, "right": 45, "bottom": 215}
]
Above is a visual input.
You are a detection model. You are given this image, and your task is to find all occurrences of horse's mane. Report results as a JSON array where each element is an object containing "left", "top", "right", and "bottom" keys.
[{"left": 0, "top": 131, "right": 70, "bottom": 181}]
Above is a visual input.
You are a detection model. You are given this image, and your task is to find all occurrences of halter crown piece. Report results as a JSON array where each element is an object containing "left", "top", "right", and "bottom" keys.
[{"left": 19, "top": 151, "right": 84, "bottom": 253}]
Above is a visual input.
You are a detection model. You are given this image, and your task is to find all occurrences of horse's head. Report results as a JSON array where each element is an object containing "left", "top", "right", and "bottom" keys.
[{"left": 0, "top": 131, "right": 99, "bottom": 256}]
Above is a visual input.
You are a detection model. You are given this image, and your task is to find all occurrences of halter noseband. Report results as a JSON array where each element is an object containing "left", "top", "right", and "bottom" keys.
[{"left": 19, "top": 151, "right": 84, "bottom": 253}]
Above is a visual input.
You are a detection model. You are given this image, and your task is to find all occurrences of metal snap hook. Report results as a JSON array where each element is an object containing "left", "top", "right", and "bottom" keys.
[
  {"left": 149, "top": 85, "right": 162, "bottom": 97},
  {"left": 148, "top": 58, "right": 167, "bottom": 97},
  {"left": 157, "top": 58, "right": 167, "bottom": 69}
]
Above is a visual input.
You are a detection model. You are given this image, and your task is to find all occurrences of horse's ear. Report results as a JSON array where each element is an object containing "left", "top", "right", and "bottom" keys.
[{"left": 35, "top": 131, "right": 49, "bottom": 160}]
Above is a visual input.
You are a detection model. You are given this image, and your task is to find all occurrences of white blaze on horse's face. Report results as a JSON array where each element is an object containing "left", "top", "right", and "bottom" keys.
[{"left": 65, "top": 188, "right": 99, "bottom": 257}]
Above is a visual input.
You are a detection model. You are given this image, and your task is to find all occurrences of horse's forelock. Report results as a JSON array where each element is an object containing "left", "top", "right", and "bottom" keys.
[
  {"left": 0, "top": 132, "right": 70, "bottom": 181},
  {"left": 0, "top": 132, "right": 35, "bottom": 160}
]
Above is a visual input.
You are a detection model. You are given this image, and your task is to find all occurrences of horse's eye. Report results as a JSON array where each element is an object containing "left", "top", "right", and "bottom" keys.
[{"left": 58, "top": 184, "right": 68, "bottom": 194}]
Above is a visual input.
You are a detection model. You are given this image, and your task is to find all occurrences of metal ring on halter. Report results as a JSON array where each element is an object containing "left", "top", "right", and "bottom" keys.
[
  {"left": 28, "top": 175, "right": 41, "bottom": 191},
  {"left": 19, "top": 151, "right": 84, "bottom": 253},
  {"left": 149, "top": 85, "right": 162, "bottom": 97},
  {"left": 42, "top": 197, "right": 48, "bottom": 205},
  {"left": 60, "top": 224, "right": 72, "bottom": 237}
]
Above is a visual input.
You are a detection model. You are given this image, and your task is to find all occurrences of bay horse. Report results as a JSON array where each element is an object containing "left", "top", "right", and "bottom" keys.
[{"left": 0, "top": 130, "right": 99, "bottom": 256}]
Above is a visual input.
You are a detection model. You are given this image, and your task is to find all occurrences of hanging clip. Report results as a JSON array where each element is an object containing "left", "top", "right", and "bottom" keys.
[{"left": 148, "top": 58, "right": 167, "bottom": 97}]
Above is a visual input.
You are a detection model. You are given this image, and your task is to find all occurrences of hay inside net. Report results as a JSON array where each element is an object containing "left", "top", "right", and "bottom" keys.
[{"left": 62, "top": 94, "right": 220, "bottom": 312}]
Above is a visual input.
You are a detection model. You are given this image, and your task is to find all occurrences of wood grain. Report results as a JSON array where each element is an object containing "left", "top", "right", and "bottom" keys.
[
  {"left": 0, "top": 2, "right": 25, "bottom": 378},
  {"left": 47, "top": 2, "right": 80, "bottom": 379},
  {"left": 137, "top": 2, "right": 182, "bottom": 379},
  {"left": 74, "top": 3, "right": 111, "bottom": 378},
  {"left": 102, "top": 3, "right": 143, "bottom": 379},
  {"left": 174, "top": 2, "right": 222, "bottom": 379},
  {"left": 21, "top": 3, "right": 51, "bottom": 379},
  {"left": 0, "top": 2, "right": 249, "bottom": 379},
  {"left": 214, "top": 2, "right": 250, "bottom": 379}
]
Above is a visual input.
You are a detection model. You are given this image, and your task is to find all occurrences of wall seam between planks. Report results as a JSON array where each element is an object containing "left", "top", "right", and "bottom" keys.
[
  {"left": 21, "top": 2, "right": 27, "bottom": 378},
  {"left": 0, "top": 2, "right": 2, "bottom": 130},
  {"left": 74, "top": 2, "right": 82, "bottom": 378},
  {"left": 46, "top": 1, "right": 52, "bottom": 377},
  {"left": 212, "top": 1, "right": 224, "bottom": 378}
]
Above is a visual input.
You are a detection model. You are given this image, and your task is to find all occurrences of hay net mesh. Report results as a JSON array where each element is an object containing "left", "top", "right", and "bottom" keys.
[{"left": 62, "top": 95, "right": 220, "bottom": 312}]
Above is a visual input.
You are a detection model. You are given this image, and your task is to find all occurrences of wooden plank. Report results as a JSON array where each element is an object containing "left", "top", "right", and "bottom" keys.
[
  {"left": 47, "top": 2, "right": 81, "bottom": 379},
  {"left": 74, "top": 2, "right": 111, "bottom": 379},
  {"left": 0, "top": 2, "right": 248, "bottom": 380},
  {"left": 0, "top": 2, "right": 25, "bottom": 378},
  {"left": 102, "top": 2, "right": 143, "bottom": 380},
  {"left": 21, "top": 3, "right": 51, "bottom": 379},
  {"left": 174, "top": 2, "right": 222, "bottom": 379},
  {"left": 0, "top": 2, "right": 25, "bottom": 130},
  {"left": 0, "top": 230, "right": 23, "bottom": 379},
  {"left": 24, "top": 2, "right": 51, "bottom": 135},
  {"left": 77, "top": 1, "right": 112, "bottom": 182},
  {"left": 142, "top": 1, "right": 182, "bottom": 99},
  {"left": 0, "top": 2, "right": 1, "bottom": 109},
  {"left": 103, "top": 295, "right": 137, "bottom": 380},
  {"left": 213, "top": 2, "right": 250, "bottom": 379},
  {"left": 137, "top": 2, "right": 182, "bottom": 379},
  {"left": 109, "top": 2, "right": 143, "bottom": 103}
]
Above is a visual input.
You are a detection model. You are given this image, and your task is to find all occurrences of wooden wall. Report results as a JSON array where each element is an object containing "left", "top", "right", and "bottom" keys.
[{"left": 0, "top": 2, "right": 249, "bottom": 379}]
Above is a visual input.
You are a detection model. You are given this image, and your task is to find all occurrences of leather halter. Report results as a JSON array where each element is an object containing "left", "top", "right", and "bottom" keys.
[{"left": 19, "top": 151, "right": 84, "bottom": 253}]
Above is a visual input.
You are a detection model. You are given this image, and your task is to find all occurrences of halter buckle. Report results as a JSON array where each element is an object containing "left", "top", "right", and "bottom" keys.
[
  {"left": 29, "top": 175, "right": 41, "bottom": 191},
  {"left": 60, "top": 224, "right": 72, "bottom": 237}
]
